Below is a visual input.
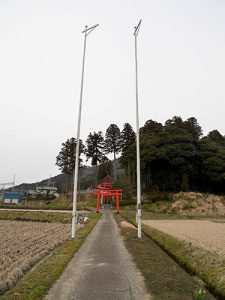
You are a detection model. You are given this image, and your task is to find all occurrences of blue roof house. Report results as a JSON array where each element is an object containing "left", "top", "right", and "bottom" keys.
[{"left": 3, "top": 193, "right": 23, "bottom": 204}]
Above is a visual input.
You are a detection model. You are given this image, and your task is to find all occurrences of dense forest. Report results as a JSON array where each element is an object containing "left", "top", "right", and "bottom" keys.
[{"left": 56, "top": 116, "right": 225, "bottom": 194}]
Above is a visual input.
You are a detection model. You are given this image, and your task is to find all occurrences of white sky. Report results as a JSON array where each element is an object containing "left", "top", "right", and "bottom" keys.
[{"left": 1, "top": 0, "right": 225, "bottom": 185}]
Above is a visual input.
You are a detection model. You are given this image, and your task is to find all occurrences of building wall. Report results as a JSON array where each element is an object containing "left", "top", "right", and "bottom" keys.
[{"left": 3, "top": 193, "right": 23, "bottom": 204}]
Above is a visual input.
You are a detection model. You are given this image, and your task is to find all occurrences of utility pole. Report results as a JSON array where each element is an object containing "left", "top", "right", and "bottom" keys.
[
  {"left": 71, "top": 24, "right": 99, "bottom": 239},
  {"left": 12, "top": 174, "right": 15, "bottom": 192},
  {"left": 134, "top": 19, "right": 142, "bottom": 238}
]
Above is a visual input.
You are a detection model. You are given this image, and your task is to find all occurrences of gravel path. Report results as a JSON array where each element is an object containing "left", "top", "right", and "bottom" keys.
[
  {"left": 143, "top": 219, "right": 225, "bottom": 255},
  {"left": 45, "top": 210, "right": 151, "bottom": 300}
]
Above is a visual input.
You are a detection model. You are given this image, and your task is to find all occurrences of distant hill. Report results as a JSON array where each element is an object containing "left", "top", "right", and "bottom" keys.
[{"left": 13, "top": 160, "right": 124, "bottom": 194}]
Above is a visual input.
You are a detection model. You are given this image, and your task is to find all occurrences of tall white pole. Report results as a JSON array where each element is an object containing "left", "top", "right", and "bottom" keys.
[
  {"left": 134, "top": 20, "right": 142, "bottom": 239},
  {"left": 71, "top": 24, "right": 99, "bottom": 239},
  {"left": 12, "top": 174, "right": 15, "bottom": 192}
]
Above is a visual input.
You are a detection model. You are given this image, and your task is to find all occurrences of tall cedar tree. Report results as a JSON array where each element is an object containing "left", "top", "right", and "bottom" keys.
[
  {"left": 98, "top": 157, "right": 113, "bottom": 180},
  {"left": 140, "top": 119, "right": 163, "bottom": 136},
  {"left": 56, "top": 138, "right": 85, "bottom": 175},
  {"left": 104, "top": 124, "right": 122, "bottom": 181},
  {"left": 121, "top": 116, "right": 204, "bottom": 192},
  {"left": 121, "top": 123, "right": 136, "bottom": 153},
  {"left": 121, "top": 123, "right": 136, "bottom": 187},
  {"left": 86, "top": 131, "right": 105, "bottom": 185}
]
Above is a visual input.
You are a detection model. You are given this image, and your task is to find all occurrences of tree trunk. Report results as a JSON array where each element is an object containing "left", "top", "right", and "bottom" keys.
[
  {"left": 132, "top": 161, "right": 135, "bottom": 187},
  {"left": 65, "top": 174, "right": 68, "bottom": 196},
  {"left": 114, "top": 151, "right": 117, "bottom": 182},
  {"left": 128, "top": 161, "right": 131, "bottom": 188},
  {"left": 95, "top": 165, "right": 98, "bottom": 187}
]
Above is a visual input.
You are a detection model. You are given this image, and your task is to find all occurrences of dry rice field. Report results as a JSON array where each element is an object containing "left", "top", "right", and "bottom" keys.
[
  {"left": 0, "top": 220, "right": 71, "bottom": 293},
  {"left": 142, "top": 219, "right": 225, "bottom": 255}
]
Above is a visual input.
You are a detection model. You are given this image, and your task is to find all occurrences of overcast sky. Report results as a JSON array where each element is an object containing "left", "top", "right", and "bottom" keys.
[{"left": 1, "top": 0, "right": 225, "bottom": 185}]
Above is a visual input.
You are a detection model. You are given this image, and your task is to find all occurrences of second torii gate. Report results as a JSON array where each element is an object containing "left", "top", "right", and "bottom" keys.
[
  {"left": 94, "top": 176, "right": 122, "bottom": 213},
  {"left": 95, "top": 188, "right": 122, "bottom": 214}
]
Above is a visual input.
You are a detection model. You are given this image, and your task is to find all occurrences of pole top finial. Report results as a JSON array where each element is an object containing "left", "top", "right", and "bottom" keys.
[
  {"left": 134, "top": 19, "right": 142, "bottom": 36},
  {"left": 82, "top": 24, "right": 99, "bottom": 35}
]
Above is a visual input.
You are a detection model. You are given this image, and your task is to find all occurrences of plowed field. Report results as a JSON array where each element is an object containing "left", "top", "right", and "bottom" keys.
[
  {"left": 142, "top": 219, "right": 225, "bottom": 255},
  {"left": 0, "top": 220, "right": 71, "bottom": 293}
]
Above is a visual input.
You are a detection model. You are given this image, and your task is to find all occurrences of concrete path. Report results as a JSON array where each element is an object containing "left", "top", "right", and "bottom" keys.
[{"left": 45, "top": 209, "right": 151, "bottom": 300}]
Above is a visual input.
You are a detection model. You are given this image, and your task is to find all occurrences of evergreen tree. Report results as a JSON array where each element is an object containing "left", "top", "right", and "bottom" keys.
[
  {"left": 121, "top": 116, "right": 201, "bottom": 192},
  {"left": 86, "top": 131, "right": 105, "bottom": 184},
  {"left": 180, "top": 173, "right": 189, "bottom": 192},
  {"left": 56, "top": 138, "right": 85, "bottom": 175},
  {"left": 199, "top": 137, "right": 225, "bottom": 192},
  {"left": 140, "top": 119, "right": 163, "bottom": 136},
  {"left": 121, "top": 123, "right": 136, "bottom": 187},
  {"left": 207, "top": 130, "right": 225, "bottom": 146},
  {"left": 184, "top": 117, "right": 202, "bottom": 139},
  {"left": 98, "top": 157, "right": 113, "bottom": 180},
  {"left": 121, "top": 123, "right": 136, "bottom": 153},
  {"left": 104, "top": 124, "right": 122, "bottom": 181}
]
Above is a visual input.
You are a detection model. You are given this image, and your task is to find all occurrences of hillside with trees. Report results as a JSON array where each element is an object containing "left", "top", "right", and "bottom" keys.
[
  {"left": 121, "top": 116, "right": 225, "bottom": 193},
  {"left": 53, "top": 116, "right": 225, "bottom": 195}
]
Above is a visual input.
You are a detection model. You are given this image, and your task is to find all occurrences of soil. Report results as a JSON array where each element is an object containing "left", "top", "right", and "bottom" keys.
[
  {"left": 171, "top": 192, "right": 225, "bottom": 216},
  {"left": 120, "top": 220, "right": 136, "bottom": 229},
  {"left": 143, "top": 219, "right": 225, "bottom": 255}
]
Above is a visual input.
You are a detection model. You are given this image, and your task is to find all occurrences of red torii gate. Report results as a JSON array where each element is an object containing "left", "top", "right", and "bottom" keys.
[
  {"left": 98, "top": 175, "right": 113, "bottom": 189},
  {"left": 94, "top": 176, "right": 122, "bottom": 214}
]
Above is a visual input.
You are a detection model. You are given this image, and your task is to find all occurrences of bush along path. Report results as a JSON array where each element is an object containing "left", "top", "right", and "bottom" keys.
[{"left": 117, "top": 215, "right": 215, "bottom": 300}]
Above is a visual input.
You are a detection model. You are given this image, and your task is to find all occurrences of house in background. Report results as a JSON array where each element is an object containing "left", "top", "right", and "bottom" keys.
[
  {"left": 36, "top": 186, "right": 60, "bottom": 198},
  {"left": 3, "top": 193, "right": 23, "bottom": 204},
  {"left": 27, "top": 190, "right": 39, "bottom": 197}
]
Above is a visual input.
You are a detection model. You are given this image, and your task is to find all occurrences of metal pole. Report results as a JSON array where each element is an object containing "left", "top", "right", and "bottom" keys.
[
  {"left": 71, "top": 24, "right": 99, "bottom": 239},
  {"left": 134, "top": 20, "right": 142, "bottom": 238},
  {"left": 12, "top": 174, "right": 15, "bottom": 192}
]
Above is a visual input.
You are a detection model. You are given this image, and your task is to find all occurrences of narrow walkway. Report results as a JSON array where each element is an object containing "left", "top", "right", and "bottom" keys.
[{"left": 45, "top": 209, "right": 151, "bottom": 300}]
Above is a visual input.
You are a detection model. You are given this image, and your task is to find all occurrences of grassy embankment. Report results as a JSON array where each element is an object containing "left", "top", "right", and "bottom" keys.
[
  {"left": 0, "top": 210, "right": 71, "bottom": 223},
  {"left": 0, "top": 211, "right": 101, "bottom": 300},
  {"left": 117, "top": 214, "right": 214, "bottom": 299},
  {"left": 120, "top": 211, "right": 225, "bottom": 300},
  {"left": 118, "top": 192, "right": 225, "bottom": 218},
  {"left": 0, "top": 197, "right": 96, "bottom": 211}
]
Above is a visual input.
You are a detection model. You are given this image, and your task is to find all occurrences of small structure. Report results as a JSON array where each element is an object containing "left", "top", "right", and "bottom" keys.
[
  {"left": 97, "top": 175, "right": 113, "bottom": 189},
  {"left": 94, "top": 176, "right": 122, "bottom": 214},
  {"left": 27, "top": 190, "right": 39, "bottom": 197},
  {"left": 3, "top": 193, "right": 23, "bottom": 204},
  {"left": 36, "top": 186, "right": 59, "bottom": 198}
]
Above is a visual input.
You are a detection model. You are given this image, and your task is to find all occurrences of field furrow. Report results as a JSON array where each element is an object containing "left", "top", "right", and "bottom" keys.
[{"left": 0, "top": 220, "right": 71, "bottom": 293}]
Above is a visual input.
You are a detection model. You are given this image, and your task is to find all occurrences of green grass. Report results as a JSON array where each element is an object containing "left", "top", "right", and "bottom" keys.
[
  {"left": 116, "top": 215, "right": 214, "bottom": 300},
  {"left": 0, "top": 210, "right": 73, "bottom": 223},
  {"left": 0, "top": 210, "right": 101, "bottom": 224},
  {"left": 77, "top": 199, "right": 96, "bottom": 210},
  {"left": 0, "top": 213, "right": 101, "bottom": 300},
  {"left": 118, "top": 200, "right": 174, "bottom": 213},
  {"left": 120, "top": 212, "right": 225, "bottom": 299},
  {"left": 121, "top": 211, "right": 225, "bottom": 221},
  {"left": 44, "top": 197, "right": 72, "bottom": 210},
  {"left": 141, "top": 225, "right": 225, "bottom": 299},
  {"left": 0, "top": 196, "right": 97, "bottom": 211}
]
